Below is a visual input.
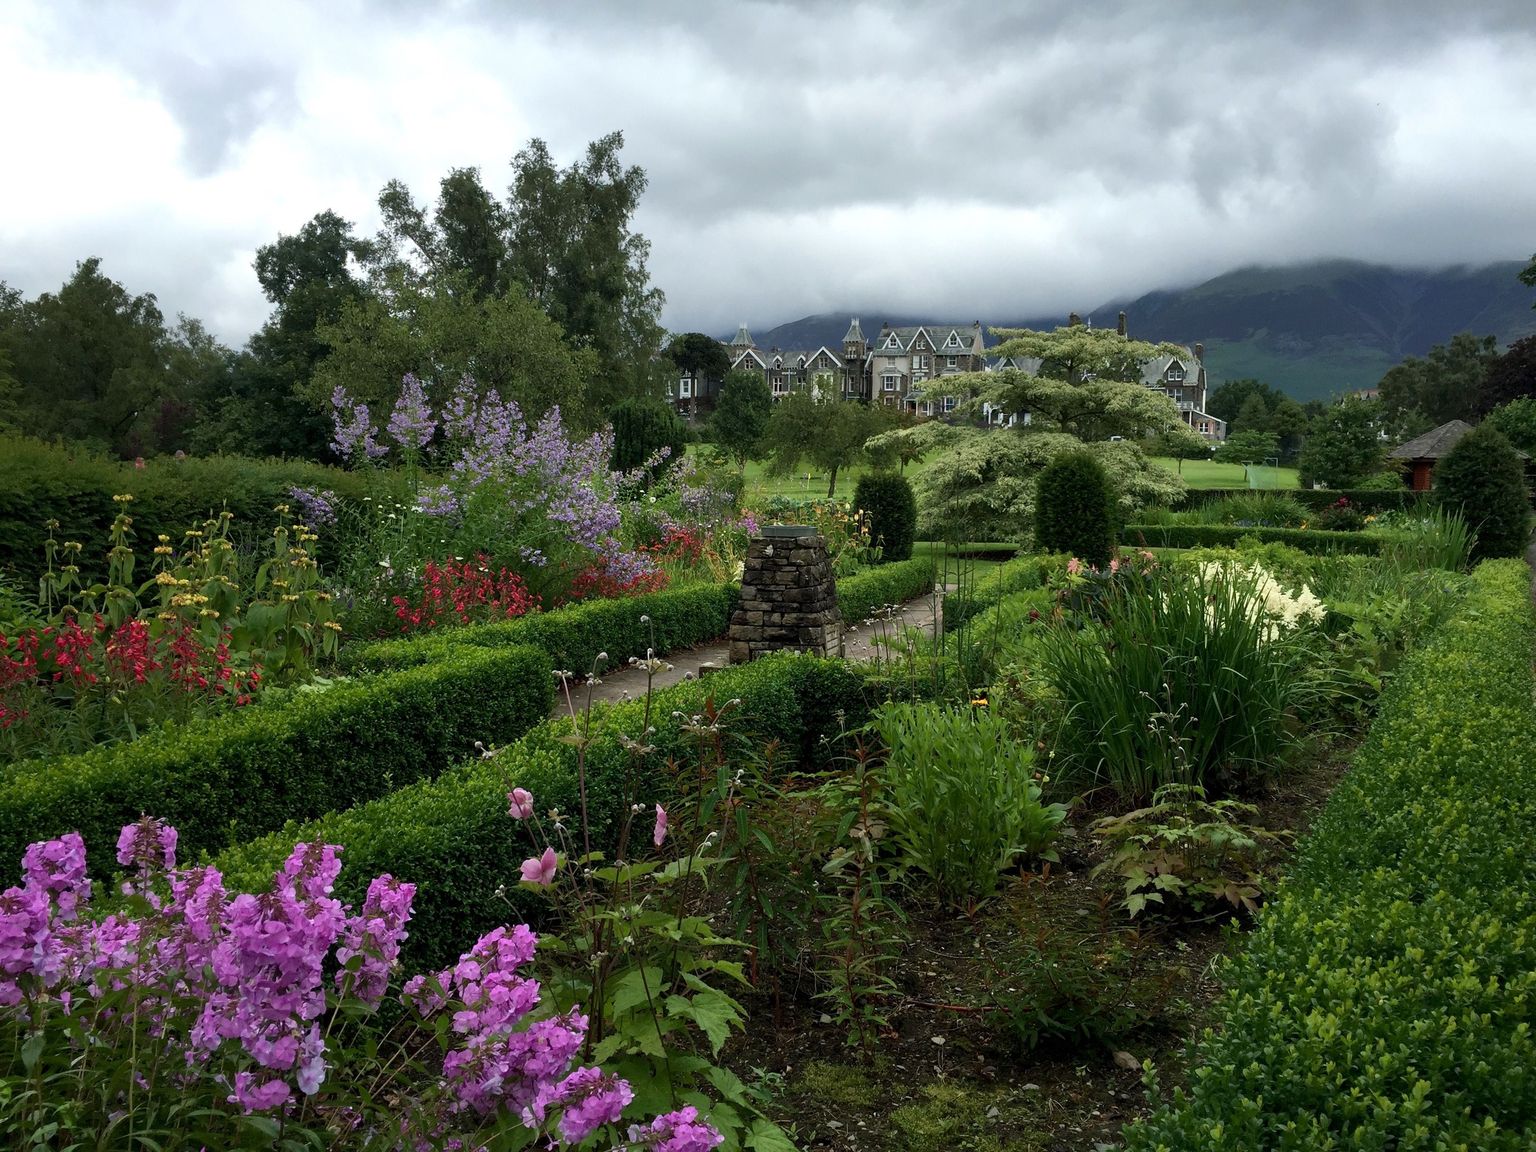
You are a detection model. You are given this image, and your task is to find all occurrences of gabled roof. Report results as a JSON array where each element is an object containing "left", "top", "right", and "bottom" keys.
[
  {"left": 732, "top": 348, "right": 767, "bottom": 369},
  {"left": 1141, "top": 349, "right": 1197, "bottom": 386},
  {"left": 1388, "top": 419, "right": 1475, "bottom": 460},
  {"left": 808, "top": 345, "right": 844, "bottom": 368}
]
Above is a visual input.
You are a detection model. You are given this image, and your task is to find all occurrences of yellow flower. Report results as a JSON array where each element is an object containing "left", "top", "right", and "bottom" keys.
[{"left": 323, "top": 620, "right": 343, "bottom": 632}]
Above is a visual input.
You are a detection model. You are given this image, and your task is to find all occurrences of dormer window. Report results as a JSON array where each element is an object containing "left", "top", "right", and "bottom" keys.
[
  {"left": 945, "top": 332, "right": 961, "bottom": 348},
  {"left": 886, "top": 334, "right": 902, "bottom": 349},
  {"left": 1166, "top": 361, "right": 1185, "bottom": 383}
]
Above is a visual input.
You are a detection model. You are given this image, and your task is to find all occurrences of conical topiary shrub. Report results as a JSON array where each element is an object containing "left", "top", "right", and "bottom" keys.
[
  {"left": 853, "top": 472, "right": 918, "bottom": 562},
  {"left": 1434, "top": 423, "right": 1531, "bottom": 560},
  {"left": 1034, "top": 450, "right": 1116, "bottom": 567}
]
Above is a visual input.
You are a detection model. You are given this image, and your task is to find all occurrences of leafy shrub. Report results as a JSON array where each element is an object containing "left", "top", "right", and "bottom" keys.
[
  {"left": 215, "top": 654, "right": 876, "bottom": 969},
  {"left": 872, "top": 702, "right": 1065, "bottom": 906},
  {"left": 1186, "top": 490, "right": 1308, "bottom": 528},
  {"left": 1091, "top": 784, "right": 1290, "bottom": 918},
  {"left": 1434, "top": 422, "right": 1531, "bottom": 560},
  {"left": 1181, "top": 487, "right": 1422, "bottom": 514},
  {"left": 1031, "top": 564, "right": 1325, "bottom": 800},
  {"left": 833, "top": 556, "right": 936, "bottom": 626},
  {"left": 608, "top": 396, "right": 687, "bottom": 480},
  {"left": 0, "top": 644, "right": 553, "bottom": 878},
  {"left": 852, "top": 472, "right": 918, "bottom": 561},
  {"left": 941, "top": 553, "right": 1070, "bottom": 632},
  {"left": 1123, "top": 523, "right": 1382, "bottom": 555},
  {"left": 1308, "top": 496, "right": 1366, "bottom": 532},
  {"left": 1125, "top": 560, "right": 1536, "bottom": 1150},
  {"left": 1373, "top": 505, "right": 1475, "bottom": 573},
  {"left": 1034, "top": 450, "right": 1116, "bottom": 566}
]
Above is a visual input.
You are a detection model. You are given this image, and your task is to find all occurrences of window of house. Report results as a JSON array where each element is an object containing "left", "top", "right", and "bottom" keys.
[
  {"left": 923, "top": 401, "right": 934, "bottom": 415},
  {"left": 915, "top": 354, "right": 929, "bottom": 370},
  {"left": 882, "top": 375, "right": 899, "bottom": 391},
  {"left": 679, "top": 380, "right": 692, "bottom": 398},
  {"left": 946, "top": 356, "right": 957, "bottom": 368},
  {"left": 945, "top": 333, "right": 960, "bottom": 348},
  {"left": 887, "top": 335, "right": 902, "bottom": 349},
  {"left": 943, "top": 395, "right": 957, "bottom": 412},
  {"left": 772, "top": 379, "right": 788, "bottom": 394},
  {"left": 1166, "top": 363, "right": 1185, "bottom": 382}
]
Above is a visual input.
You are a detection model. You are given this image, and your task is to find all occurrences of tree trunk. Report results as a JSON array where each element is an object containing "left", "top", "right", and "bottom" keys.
[{"left": 826, "top": 464, "right": 839, "bottom": 499}]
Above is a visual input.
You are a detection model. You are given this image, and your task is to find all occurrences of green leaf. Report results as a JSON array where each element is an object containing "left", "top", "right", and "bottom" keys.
[
  {"left": 746, "top": 1118, "right": 800, "bottom": 1152},
  {"left": 19, "top": 1031, "right": 44, "bottom": 1074},
  {"left": 607, "top": 964, "right": 665, "bottom": 1022},
  {"left": 666, "top": 990, "right": 743, "bottom": 1055}
]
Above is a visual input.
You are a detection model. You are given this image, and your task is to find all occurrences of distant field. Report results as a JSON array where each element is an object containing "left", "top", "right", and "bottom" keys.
[{"left": 1149, "top": 457, "right": 1300, "bottom": 490}]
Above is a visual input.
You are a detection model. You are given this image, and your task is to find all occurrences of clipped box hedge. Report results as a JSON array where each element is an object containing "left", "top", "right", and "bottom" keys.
[
  {"left": 1126, "top": 559, "right": 1536, "bottom": 1150},
  {"left": 833, "top": 555, "right": 937, "bottom": 626},
  {"left": 1123, "top": 523, "right": 1383, "bottom": 555},
  {"left": 342, "top": 583, "right": 741, "bottom": 674},
  {"left": 0, "top": 434, "right": 368, "bottom": 584},
  {"left": 941, "top": 553, "right": 1067, "bottom": 633},
  {"left": 0, "top": 644, "right": 553, "bottom": 879},
  {"left": 215, "top": 653, "right": 875, "bottom": 969},
  {"left": 1181, "top": 486, "right": 1424, "bottom": 514}
]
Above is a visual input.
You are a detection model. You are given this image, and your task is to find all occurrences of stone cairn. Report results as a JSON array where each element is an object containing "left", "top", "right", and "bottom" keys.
[{"left": 728, "top": 526, "right": 841, "bottom": 663}]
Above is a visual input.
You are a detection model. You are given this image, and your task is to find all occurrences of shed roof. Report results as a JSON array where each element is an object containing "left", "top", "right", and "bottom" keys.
[{"left": 1388, "top": 420, "right": 1474, "bottom": 460}]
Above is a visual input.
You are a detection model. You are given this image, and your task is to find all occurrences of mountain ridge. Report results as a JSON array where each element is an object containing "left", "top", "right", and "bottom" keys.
[{"left": 720, "top": 260, "right": 1536, "bottom": 401}]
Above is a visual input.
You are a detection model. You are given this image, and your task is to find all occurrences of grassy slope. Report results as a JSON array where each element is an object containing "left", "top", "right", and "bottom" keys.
[{"left": 1148, "top": 457, "right": 1300, "bottom": 489}]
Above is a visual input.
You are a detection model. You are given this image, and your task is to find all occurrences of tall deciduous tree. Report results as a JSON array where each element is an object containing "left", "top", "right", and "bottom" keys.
[
  {"left": 761, "top": 392, "right": 889, "bottom": 497},
  {"left": 665, "top": 332, "right": 731, "bottom": 417},
  {"left": 1213, "top": 430, "right": 1281, "bottom": 466},
  {"left": 1377, "top": 333, "right": 1497, "bottom": 427},
  {"left": 1478, "top": 335, "right": 1536, "bottom": 414},
  {"left": 711, "top": 370, "right": 773, "bottom": 467},
  {"left": 1297, "top": 396, "right": 1387, "bottom": 489},
  {"left": 1207, "top": 379, "right": 1285, "bottom": 429}
]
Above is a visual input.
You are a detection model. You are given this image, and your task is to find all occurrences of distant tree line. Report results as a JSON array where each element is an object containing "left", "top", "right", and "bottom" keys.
[{"left": 0, "top": 132, "right": 669, "bottom": 461}]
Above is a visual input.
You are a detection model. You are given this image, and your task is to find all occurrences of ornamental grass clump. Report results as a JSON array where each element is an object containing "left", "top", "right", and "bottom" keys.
[
  {"left": 1035, "top": 564, "right": 1325, "bottom": 802},
  {"left": 872, "top": 701, "right": 1066, "bottom": 907}
]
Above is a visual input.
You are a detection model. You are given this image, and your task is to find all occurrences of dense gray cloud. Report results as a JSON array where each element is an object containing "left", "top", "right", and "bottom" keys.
[{"left": 1, "top": 0, "right": 1533, "bottom": 344}]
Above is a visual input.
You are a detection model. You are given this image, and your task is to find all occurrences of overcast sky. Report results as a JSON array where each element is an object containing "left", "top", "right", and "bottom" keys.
[{"left": 2, "top": 0, "right": 1534, "bottom": 345}]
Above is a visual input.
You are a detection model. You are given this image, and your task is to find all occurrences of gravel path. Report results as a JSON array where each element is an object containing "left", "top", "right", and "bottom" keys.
[{"left": 550, "top": 587, "right": 947, "bottom": 715}]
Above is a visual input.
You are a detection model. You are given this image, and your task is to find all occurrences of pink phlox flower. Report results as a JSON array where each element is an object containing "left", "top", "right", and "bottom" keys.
[
  {"left": 297, "top": 1022, "right": 327, "bottom": 1095},
  {"left": 627, "top": 1105, "right": 725, "bottom": 1151},
  {"left": 653, "top": 804, "right": 668, "bottom": 849},
  {"left": 116, "top": 817, "right": 179, "bottom": 875},
  {"left": 335, "top": 874, "right": 415, "bottom": 1008},
  {"left": 1109, "top": 557, "right": 1121, "bottom": 574},
  {"left": 22, "top": 832, "right": 90, "bottom": 923},
  {"left": 281, "top": 842, "right": 343, "bottom": 903},
  {"left": 507, "top": 788, "right": 534, "bottom": 820},
  {"left": 519, "top": 847, "right": 558, "bottom": 887},
  {"left": 0, "top": 883, "right": 55, "bottom": 1002},
  {"left": 229, "top": 1070, "right": 292, "bottom": 1113},
  {"left": 1065, "top": 557, "right": 1083, "bottom": 576},
  {"left": 524, "top": 1065, "right": 634, "bottom": 1142}
]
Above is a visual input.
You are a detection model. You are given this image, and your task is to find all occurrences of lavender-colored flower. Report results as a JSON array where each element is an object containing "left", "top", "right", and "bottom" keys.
[
  {"left": 387, "top": 373, "right": 437, "bottom": 451},
  {"left": 22, "top": 832, "right": 90, "bottom": 923},
  {"left": 330, "top": 386, "right": 387, "bottom": 462},
  {"left": 288, "top": 486, "right": 337, "bottom": 527}
]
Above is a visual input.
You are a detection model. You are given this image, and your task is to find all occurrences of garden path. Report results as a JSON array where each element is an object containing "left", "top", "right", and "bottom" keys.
[{"left": 551, "top": 587, "right": 949, "bottom": 715}]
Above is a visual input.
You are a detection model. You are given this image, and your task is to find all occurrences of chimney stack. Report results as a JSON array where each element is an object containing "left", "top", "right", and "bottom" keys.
[
  {"left": 1194, "top": 342, "right": 1204, "bottom": 360},
  {"left": 1117, "top": 311, "right": 1127, "bottom": 337}
]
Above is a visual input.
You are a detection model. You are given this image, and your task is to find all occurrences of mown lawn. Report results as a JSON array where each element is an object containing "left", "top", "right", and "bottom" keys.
[{"left": 1149, "top": 457, "right": 1300, "bottom": 489}]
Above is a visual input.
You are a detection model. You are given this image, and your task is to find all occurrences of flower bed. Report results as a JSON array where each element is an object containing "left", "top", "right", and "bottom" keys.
[
  {"left": 1125, "top": 559, "right": 1536, "bottom": 1148},
  {"left": 0, "top": 643, "right": 552, "bottom": 880},
  {"left": 215, "top": 653, "right": 875, "bottom": 969}
]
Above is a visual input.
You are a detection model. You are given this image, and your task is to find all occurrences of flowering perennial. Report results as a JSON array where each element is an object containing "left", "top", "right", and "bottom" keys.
[{"left": 0, "top": 821, "right": 723, "bottom": 1148}]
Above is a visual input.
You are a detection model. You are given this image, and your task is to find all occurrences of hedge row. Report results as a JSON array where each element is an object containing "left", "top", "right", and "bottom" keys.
[
  {"left": 833, "top": 556, "right": 937, "bottom": 625},
  {"left": 1123, "top": 524, "right": 1383, "bottom": 555},
  {"left": 343, "top": 583, "right": 741, "bottom": 675},
  {"left": 1126, "top": 559, "right": 1536, "bottom": 1150},
  {"left": 0, "top": 434, "right": 369, "bottom": 585},
  {"left": 214, "top": 653, "right": 876, "bottom": 969},
  {"left": 941, "top": 554, "right": 1065, "bottom": 633},
  {"left": 1181, "top": 487, "right": 1425, "bottom": 513},
  {"left": 0, "top": 645, "right": 553, "bottom": 879}
]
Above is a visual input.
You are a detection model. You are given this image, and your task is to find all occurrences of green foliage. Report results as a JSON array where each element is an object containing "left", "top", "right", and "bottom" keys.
[
  {"left": 711, "top": 370, "right": 773, "bottom": 466},
  {"left": 1183, "top": 486, "right": 1420, "bottom": 513},
  {"left": 1181, "top": 491, "right": 1308, "bottom": 528},
  {"left": 0, "top": 435, "right": 366, "bottom": 586},
  {"left": 1124, "top": 523, "right": 1383, "bottom": 556},
  {"left": 214, "top": 653, "right": 876, "bottom": 970},
  {"left": 608, "top": 396, "right": 686, "bottom": 478},
  {"left": 1033, "top": 450, "right": 1116, "bottom": 566},
  {"left": 1124, "top": 561, "right": 1536, "bottom": 1150},
  {"left": 1479, "top": 334, "right": 1536, "bottom": 414},
  {"left": 915, "top": 429, "right": 1186, "bottom": 543},
  {"left": 852, "top": 472, "right": 917, "bottom": 562},
  {"left": 1485, "top": 395, "right": 1536, "bottom": 455},
  {"left": 1377, "top": 332, "right": 1498, "bottom": 426},
  {"left": 1297, "top": 395, "right": 1388, "bottom": 488},
  {"left": 0, "top": 644, "right": 552, "bottom": 881},
  {"left": 1091, "top": 784, "right": 1290, "bottom": 918},
  {"left": 1030, "top": 565, "right": 1324, "bottom": 800},
  {"left": 872, "top": 703, "right": 1066, "bottom": 907},
  {"left": 1434, "top": 422, "right": 1531, "bottom": 559},
  {"left": 1211, "top": 429, "right": 1279, "bottom": 466},
  {"left": 761, "top": 393, "right": 890, "bottom": 498},
  {"left": 344, "top": 582, "right": 741, "bottom": 675},
  {"left": 833, "top": 556, "right": 935, "bottom": 626},
  {"left": 1207, "top": 378, "right": 1287, "bottom": 429}
]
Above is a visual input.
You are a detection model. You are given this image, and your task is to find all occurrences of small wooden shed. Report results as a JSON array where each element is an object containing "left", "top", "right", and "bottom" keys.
[{"left": 1388, "top": 420, "right": 1473, "bottom": 492}]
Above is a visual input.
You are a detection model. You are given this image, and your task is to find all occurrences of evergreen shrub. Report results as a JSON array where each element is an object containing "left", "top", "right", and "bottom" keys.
[
  {"left": 608, "top": 397, "right": 687, "bottom": 479},
  {"left": 1034, "top": 451, "right": 1116, "bottom": 566},
  {"left": 833, "top": 556, "right": 936, "bottom": 625},
  {"left": 0, "top": 644, "right": 552, "bottom": 877},
  {"left": 853, "top": 473, "right": 918, "bottom": 561},
  {"left": 1123, "top": 523, "right": 1382, "bottom": 556},
  {"left": 1433, "top": 423, "right": 1531, "bottom": 560}
]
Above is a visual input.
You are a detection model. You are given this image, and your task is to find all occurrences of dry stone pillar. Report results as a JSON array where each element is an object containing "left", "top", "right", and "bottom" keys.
[{"left": 728, "top": 526, "right": 841, "bottom": 663}]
